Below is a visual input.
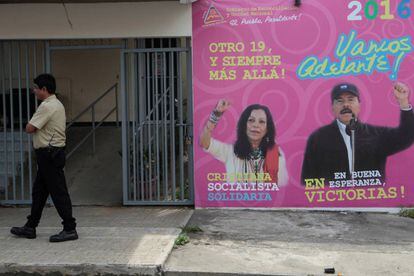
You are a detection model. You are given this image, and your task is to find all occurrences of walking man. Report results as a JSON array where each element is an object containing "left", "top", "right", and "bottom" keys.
[{"left": 11, "top": 74, "right": 78, "bottom": 242}]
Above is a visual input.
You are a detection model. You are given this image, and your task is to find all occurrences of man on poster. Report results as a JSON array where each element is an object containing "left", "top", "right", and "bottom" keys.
[{"left": 301, "top": 82, "right": 414, "bottom": 186}]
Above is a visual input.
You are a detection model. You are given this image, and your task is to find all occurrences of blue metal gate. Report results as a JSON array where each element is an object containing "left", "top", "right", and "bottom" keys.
[
  {"left": 0, "top": 41, "right": 46, "bottom": 204},
  {"left": 120, "top": 38, "right": 194, "bottom": 205}
]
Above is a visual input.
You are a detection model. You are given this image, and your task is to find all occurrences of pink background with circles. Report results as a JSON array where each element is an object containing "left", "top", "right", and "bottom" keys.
[{"left": 192, "top": 0, "right": 414, "bottom": 208}]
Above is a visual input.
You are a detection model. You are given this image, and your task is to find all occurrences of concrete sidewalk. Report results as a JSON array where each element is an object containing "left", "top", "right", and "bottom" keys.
[
  {"left": 1, "top": 207, "right": 414, "bottom": 275},
  {"left": 165, "top": 210, "right": 414, "bottom": 276},
  {"left": 0, "top": 206, "right": 193, "bottom": 275}
]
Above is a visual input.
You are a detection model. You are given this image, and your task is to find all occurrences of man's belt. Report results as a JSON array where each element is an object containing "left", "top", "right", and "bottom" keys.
[{"left": 35, "top": 146, "right": 65, "bottom": 153}]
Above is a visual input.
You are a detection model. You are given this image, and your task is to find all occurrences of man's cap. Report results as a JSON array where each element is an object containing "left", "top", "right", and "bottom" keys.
[{"left": 331, "top": 83, "right": 359, "bottom": 102}]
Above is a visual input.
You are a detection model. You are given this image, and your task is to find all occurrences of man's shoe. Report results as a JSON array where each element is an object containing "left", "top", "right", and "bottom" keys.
[
  {"left": 10, "top": 226, "right": 36, "bottom": 239},
  {"left": 49, "top": 230, "right": 78, "bottom": 242}
]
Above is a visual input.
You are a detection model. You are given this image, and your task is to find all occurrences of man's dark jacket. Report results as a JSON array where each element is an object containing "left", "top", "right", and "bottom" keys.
[{"left": 301, "top": 110, "right": 414, "bottom": 183}]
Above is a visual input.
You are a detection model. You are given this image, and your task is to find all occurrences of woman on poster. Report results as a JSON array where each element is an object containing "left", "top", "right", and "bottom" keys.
[{"left": 200, "top": 99, "right": 289, "bottom": 186}]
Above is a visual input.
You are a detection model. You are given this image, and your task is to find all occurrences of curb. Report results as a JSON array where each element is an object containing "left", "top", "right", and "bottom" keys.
[{"left": 0, "top": 263, "right": 162, "bottom": 276}]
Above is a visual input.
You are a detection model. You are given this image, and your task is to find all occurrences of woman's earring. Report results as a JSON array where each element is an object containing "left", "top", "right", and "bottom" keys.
[{"left": 266, "top": 136, "right": 270, "bottom": 143}]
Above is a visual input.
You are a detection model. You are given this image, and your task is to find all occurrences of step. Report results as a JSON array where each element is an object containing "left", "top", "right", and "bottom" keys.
[
  {"left": 0, "top": 166, "right": 17, "bottom": 175},
  {"left": 0, "top": 136, "right": 30, "bottom": 143},
  {"left": 0, "top": 226, "right": 177, "bottom": 275},
  {"left": 0, "top": 162, "right": 23, "bottom": 175},
  {"left": 0, "top": 132, "right": 31, "bottom": 140},
  {"left": 0, "top": 152, "right": 28, "bottom": 175},
  {"left": 0, "top": 159, "right": 26, "bottom": 167},
  {"left": 0, "top": 143, "right": 31, "bottom": 152},
  {"left": 0, "top": 137, "right": 31, "bottom": 150},
  {"left": 0, "top": 151, "right": 28, "bottom": 161},
  {"left": 0, "top": 175, "right": 11, "bottom": 190}
]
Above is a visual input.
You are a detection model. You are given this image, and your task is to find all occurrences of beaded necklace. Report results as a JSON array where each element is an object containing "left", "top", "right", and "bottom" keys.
[{"left": 247, "top": 148, "right": 264, "bottom": 175}]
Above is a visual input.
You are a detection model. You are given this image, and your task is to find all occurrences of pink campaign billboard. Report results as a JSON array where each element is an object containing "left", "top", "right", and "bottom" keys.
[{"left": 192, "top": 0, "right": 414, "bottom": 208}]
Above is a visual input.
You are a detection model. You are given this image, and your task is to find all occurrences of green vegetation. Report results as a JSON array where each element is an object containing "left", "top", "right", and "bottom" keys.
[
  {"left": 174, "top": 225, "right": 203, "bottom": 247},
  {"left": 399, "top": 209, "right": 414, "bottom": 219},
  {"left": 181, "top": 225, "right": 203, "bottom": 234},
  {"left": 174, "top": 232, "right": 190, "bottom": 246}
]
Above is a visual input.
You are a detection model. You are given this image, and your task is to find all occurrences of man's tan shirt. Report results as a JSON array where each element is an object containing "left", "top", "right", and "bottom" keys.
[{"left": 29, "top": 94, "right": 66, "bottom": 149}]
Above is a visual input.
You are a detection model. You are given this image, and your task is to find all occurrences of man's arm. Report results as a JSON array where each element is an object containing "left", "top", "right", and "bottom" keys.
[
  {"left": 28, "top": 103, "right": 51, "bottom": 134},
  {"left": 382, "top": 82, "right": 414, "bottom": 156},
  {"left": 394, "top": 82, "right": 411, "bottom": 110},
  {"left": 301, "top": 133, "right": 319, "bottom": 185},
  {"left": 25, "top": 123, "right": 37, "bottom": 134}
]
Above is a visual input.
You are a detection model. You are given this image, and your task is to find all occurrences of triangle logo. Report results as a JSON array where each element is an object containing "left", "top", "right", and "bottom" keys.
[{"left": 204, "top": 3, "right": 225, "bottom": 25}]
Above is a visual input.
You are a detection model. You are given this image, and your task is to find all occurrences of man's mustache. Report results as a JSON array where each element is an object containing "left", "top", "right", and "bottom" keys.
[{"left": 340, "top": 108, "right": 353, "bottom": 114}]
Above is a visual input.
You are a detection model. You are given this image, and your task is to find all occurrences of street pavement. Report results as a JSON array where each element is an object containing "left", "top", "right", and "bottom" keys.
[
  {"left": 1, "top": 206, "right": 414, "bottom": 275},
  {"left": 0, "top": 206, "right": 192, "bottom": 275},
  {"left": 165, "top": 209, "right": 414, "bottom": 276}
]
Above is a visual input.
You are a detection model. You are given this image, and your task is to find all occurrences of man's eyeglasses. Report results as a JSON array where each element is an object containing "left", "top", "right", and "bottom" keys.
[{"left": 334, "top": 97, "right": 358, "bottom": 106}]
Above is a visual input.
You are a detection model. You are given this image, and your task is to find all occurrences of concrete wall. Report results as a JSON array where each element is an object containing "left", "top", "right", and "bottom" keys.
[
  {"left": 1, "top": 38, "right": 192, "bottom": 123},
  {"left": 0, "top": 41, "right": 120, "bottom": 122},
  {"left": 0, "top": 1, "right": 192, "bottom": 122},
  {"left": 0, "top": 2, "right": 191, "bottom": 39},
  {"left": 52, "top": 47, "right": 120, "bottom": 122}
]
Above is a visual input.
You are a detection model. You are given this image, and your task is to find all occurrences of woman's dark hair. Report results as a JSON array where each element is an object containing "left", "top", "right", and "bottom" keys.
[
  {"left": 234, "top": 104, "right": 276, "bottom": 159},
  {"left": 34, "top": 74, "right": 56, "bottom": 94}
]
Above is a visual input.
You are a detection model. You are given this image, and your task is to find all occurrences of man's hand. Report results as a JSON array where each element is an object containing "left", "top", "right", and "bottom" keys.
[
  {"left": 25, "top": 123, "right": 37, "bottom": 134},
  {"left": 215, "top": 99, "right": 231, "bottom": 114},
  {"left": 393, "top": 82, "right": 411, "bottom": 109}
]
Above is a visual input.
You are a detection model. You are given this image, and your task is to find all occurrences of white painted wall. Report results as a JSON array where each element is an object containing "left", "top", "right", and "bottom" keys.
[
  {"left": 52, "top": 48, "right": 120, "bottom": 122},
  {"left": 0, "top": 2, "right": 191, "bottom": 39}
]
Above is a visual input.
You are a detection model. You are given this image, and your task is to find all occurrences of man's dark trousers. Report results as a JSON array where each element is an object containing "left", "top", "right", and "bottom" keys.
[{"left": 25, "top": 147, "right": 76, "bottom": 231}]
